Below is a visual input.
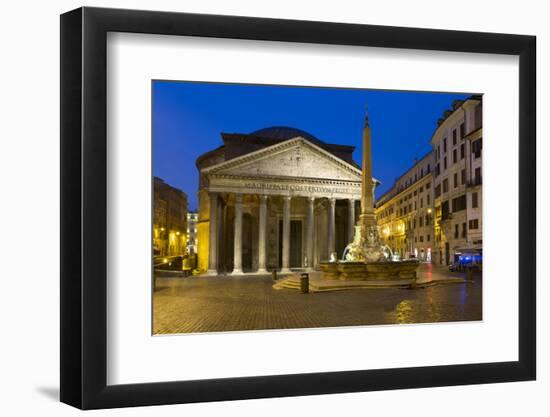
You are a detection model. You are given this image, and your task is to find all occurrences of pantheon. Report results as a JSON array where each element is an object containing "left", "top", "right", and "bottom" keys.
[{"left": 196, "top": 126, "right": 378, "bottom": 275}]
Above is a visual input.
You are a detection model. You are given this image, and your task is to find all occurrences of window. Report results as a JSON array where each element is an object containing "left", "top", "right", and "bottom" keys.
[
  {"left": 420, "top": 198, "right": 423, "bottom": 208},
  {"left": 427, "top": 194, "right": 431, "bottom": 205},
  {"left": 451, "top": 194, "right": 467, "bottom": 212},
  {"left": 427, "top": 163, "right": 431, "bottom": 173},
  {"left": 425, "top": 214, "right": 430, "bottom": 225},
  {"left": 414, "top": 201, "right": 417, "bottom": 210},
  {"left": 462, "top": 222, "right": 467, "bottom": 238},
  {"left": 443, "top": 138, "right": 447, "bottom": 153},
  {"left": 469, "top": 219, "right": 479, "bottom": 229},
  {"left": 420, "top": 168, "right": 423, "bottom": 177},
  {"left": 454, "top": 224, "right": 459, "bottom": 238},
  {"left": 443, "top": 178, "right": 448, "bottom": 193},
  {"left": 452, "top": 129, "right": 457, "bottom": 145},
  {"left": 441, "top": 200, "right": 449, "bottom": 218},
  {"left": 434, "top": 184, "right": 441, "bottom": 198},
  {"left": 427, "top": 234, "right": 430, "bottom": 242},
  {"left": 426, "top": 182, "right": 431, "bottom": 189},
  {"left": 453, "top": 149, "right": 457, "bottom": 163},
  {"left": 443, "top": 157, "right": 447, "bottom": 170},
  {"left": 420, "top": 236, "right": 424, "bottom": 242},
  {"left": 461, "top": 169, "right": 466, "bottom": 185},
  {"left": 472, "top": 192, "right": 479, "bottom": 208},
  {"left": 474, "top": 167, "right": 482, "bottom": 185},
  {"left": 472, "top": 138, "right": 483, "bottom": 158},
  {"left": 460, "top": 143, "right": 465, "bottom": 159},
  {"left": 413, "top": 219, "right": 416, "bottom": 229},
  {"left": 453, "top": 173, "right": 458, "bottom": 188},
  {"left": 460, "top": 123, "right": 465, "bottom": 138},
  {"left": 435, "top": 163, "right": 440, "bottom": 177}
]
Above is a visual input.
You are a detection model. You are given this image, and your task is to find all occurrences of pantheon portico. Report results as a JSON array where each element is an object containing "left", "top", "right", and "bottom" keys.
[{"left": 195, "top": 127, "right": 378, "bottom": 275}]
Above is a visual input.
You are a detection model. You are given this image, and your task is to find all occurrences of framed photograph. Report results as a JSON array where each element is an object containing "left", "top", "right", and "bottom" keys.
[{"left": 60, "top": 7, "right": 536, "bottom": 409}]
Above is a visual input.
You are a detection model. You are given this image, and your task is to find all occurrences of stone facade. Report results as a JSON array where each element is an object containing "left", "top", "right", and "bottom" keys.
[
  {"left": 432, "top": 96, "right": 482, "bottom": 265},
  {"left": 195, "top": 127, "right": 375, "bottom": 274},
  {"left": 375, "top": 153, "right": 435, "bottom": 261},
  {"left": 186, "top": 212, "right": 198, "bottom": 254},
  {"left": 153, "top": 177, "right": 188, "bottom": 256},
  {"left": 375, "top": 95, "right": 482, "bottom": 265}
]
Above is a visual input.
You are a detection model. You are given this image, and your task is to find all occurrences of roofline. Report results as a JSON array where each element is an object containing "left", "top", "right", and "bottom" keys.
[
  {"left": 429, "top": 94, "right": 482, "bottom": 145},
  {"left": 221, "top": 132, "right": 356, "bottom": 152},
  {"left": 376, "top": 172, "right": 432, "bottom": 208},
  {"left": 195, "top": 144, "right": 225, "bottom": 168},
  {"left": 392, "top": 150, "right": 433, "bottom": 183}
]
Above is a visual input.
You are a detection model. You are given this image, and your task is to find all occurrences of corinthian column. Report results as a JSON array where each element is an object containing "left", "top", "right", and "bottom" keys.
[
  {"left": 327, "top": 197, "right": 336, "bottom": 258},
  {"left": 348, "top": 198, "right": 356, "bottom": 243},
  {"left": 257, "top": 195, "right": 268, "bottom": 273},
  {"left": 207, "top": 192, "right": 218, "bottom": 275},
  {"left": 281, "top": 196, "right": 291, "bottom": 274},
  {"left": 305, "top": 197, "right": 315, "bottom": 271},
  {"left": 232, "top": 193, "right": 243, "bottom": 275}
]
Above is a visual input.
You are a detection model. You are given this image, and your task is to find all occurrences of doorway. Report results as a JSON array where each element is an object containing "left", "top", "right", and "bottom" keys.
[{"left": 278, "top": 219, "right": 303, "bottom": 268}]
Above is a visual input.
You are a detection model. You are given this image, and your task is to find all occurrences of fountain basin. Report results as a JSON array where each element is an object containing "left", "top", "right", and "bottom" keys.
[
  {"left": 320, "top": 260, "right": 419, "bottom": 281},
  {"left": 319, "top": 262, "right": 339, "bottom": 280}
]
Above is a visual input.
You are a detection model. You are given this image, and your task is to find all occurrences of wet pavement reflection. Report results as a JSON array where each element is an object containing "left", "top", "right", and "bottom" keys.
[{"left": 153, "top": 264, "right": 482, "bottom": 334}]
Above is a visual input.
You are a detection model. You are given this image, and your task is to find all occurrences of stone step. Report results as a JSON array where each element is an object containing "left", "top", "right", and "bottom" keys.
[{"left": 272, "top": 274, "right": 466, "bottom": 292}]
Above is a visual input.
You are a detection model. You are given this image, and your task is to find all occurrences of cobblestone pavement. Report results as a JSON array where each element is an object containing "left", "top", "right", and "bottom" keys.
[{"left": 153, "top": 264, "right": 482, "bottom": 334}]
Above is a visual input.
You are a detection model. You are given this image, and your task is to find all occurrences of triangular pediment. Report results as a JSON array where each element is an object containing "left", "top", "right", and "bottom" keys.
[{"left": 203, "top": 137, "right": 362, "bottom": 182}]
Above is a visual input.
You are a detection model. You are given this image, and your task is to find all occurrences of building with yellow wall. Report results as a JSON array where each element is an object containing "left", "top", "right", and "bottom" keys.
[
  {"left": 375, "top": 152, "right": 435, "bottom": 261},
  {"left": 153, "top": 177, "right": 188, "bottom": 257}
]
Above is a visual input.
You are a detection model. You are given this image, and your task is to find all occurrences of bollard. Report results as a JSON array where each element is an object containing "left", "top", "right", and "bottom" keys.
[
  {"left": 466, "top": 267, "right": 473, "bottom": 281},
  {"left": 272, "top": 270, "right": 278, "bottom": 281},
  {"left": 300, "top": 273, "right": 309, "bottom": 294}
]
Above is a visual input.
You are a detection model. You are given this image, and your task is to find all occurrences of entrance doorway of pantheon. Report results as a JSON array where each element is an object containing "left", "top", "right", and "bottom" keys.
[{"left": 278, "top": 219, "right": 303, "bottom": 269}]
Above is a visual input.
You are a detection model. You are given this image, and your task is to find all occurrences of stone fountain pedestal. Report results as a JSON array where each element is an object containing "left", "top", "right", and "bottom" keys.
[{"left": 320, "top": 260, "right": 419, "bottom": 281}]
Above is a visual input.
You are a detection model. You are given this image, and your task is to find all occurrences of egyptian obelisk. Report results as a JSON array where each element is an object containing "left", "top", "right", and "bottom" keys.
[{"left": 359, "top": 109, "right": 377, "bottom": 230}]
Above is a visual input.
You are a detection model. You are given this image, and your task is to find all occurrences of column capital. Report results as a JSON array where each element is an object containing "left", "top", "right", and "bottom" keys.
[
  {"left": 307, "top": 196, "right": 315, "bottom": 203},
  {"left": 234, "top": 193, "right": 243, "bottom": 204},
  {"left": 283, "top": 195, "right": 292, "bottom": 202},
  {"left": 329, "top": 197, "right": 336, "bottom": 205},
  {"left": 259, "top": 194, "right": 268, "bottom": 203}
]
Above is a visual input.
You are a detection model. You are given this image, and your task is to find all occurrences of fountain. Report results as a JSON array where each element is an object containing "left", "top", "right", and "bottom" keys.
[{"left": 319, "top": 108, "right": 419, "bottom": 283}]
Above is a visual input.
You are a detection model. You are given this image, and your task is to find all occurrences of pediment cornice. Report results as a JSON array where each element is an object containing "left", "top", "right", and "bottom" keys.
[{"left": 202, "top": 137, "right": 362, "bottom": 181}]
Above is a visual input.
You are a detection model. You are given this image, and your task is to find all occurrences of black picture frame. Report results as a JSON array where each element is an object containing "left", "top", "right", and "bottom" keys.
[{"left": 60, "top": 6, "right": 536, "bottom": 410}]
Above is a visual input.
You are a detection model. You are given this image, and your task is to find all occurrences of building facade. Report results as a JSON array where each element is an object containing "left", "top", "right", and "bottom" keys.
[
  {"left": 375, "top": 152, "right": 435, "bottom": 261},
  {"left": 195, "top": 126, "right": 378, "bottom": 275},
  {"left": 153, "top": 177, "right": 188, "bottom": 257},
  {"left": 432, "top": 96, "right": 482, "bottom": 265},
  {"left": 186, "top": 212, "right": 198, "bottom": 255}
]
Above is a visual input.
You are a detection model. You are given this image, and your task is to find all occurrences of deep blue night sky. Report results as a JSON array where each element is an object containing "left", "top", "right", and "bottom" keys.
[{"left": 153, "top": 81, "right": 469, "bottom": 211}]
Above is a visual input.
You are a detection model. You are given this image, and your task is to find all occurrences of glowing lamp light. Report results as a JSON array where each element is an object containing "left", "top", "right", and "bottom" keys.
[{"left": 427, "top": 208, "right": 432, "bottom": 214}]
